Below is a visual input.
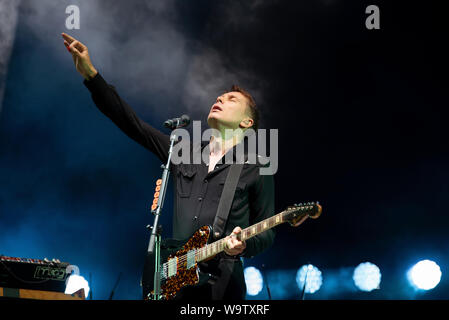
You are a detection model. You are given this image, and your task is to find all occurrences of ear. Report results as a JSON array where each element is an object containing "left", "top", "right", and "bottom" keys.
[{"left": 239, "top": 118, "right": 254, "bottom": 129}]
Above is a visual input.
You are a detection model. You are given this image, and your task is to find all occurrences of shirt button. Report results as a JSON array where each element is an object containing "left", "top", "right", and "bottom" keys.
[
  {"left": 198, "top": 197, "right": 203, "bottom": 201},
  {"left": 193, "top": 216, "right": 198, "bottom": 220}
]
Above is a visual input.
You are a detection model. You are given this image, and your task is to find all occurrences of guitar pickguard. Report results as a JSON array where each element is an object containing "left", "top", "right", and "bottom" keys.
[
  {"left": 142, "top": 202, "right": 322, "bottom": 300},
  {"left": 144, "top": 225, "right": 212, "bottom": 300}
]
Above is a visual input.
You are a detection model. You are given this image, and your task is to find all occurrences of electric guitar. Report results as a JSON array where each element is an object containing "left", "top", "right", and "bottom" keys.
[{"left": 142, "top": 202, "right": 322, "bottom": 300}]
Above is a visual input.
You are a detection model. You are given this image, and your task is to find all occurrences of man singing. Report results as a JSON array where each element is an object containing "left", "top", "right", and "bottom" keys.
[{"left": 62, "top": 33, "right": 307, "bottom": 300}]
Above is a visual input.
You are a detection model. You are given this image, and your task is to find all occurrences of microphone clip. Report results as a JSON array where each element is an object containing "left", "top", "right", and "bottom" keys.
[{"left": 163, "top": 114, "right": 191, "bottom": 130}]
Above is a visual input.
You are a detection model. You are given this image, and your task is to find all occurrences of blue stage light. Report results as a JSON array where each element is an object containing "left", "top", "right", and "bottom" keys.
[
  {"left": 352, "top": 262, "right": 381, "bottom": 292},
  {"left": 296, "top": 264, "right": 323, "bottom": 294},
  {"left": 244, "top": 266, "right": 264, "bottom": 296},
  {"left": 65, "top": 274, "right": 90, "bottom": 298},
  {"left": 408, "top": 259, "right": 442, "bottom": 290}
]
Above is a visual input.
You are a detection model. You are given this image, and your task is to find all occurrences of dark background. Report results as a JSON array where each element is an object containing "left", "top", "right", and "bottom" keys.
[{"left": 0, "top": 0, "right": 447, "bottom": 299}]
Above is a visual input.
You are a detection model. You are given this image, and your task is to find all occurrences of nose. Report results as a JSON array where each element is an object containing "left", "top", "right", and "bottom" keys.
[{"left": 216, "top": 96, "right": 223, "bottom": 104}]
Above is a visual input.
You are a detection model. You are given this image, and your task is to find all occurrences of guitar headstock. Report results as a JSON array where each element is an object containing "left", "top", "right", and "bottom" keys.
[{"left": 284, "top": 202, "right": 322, "bottom": 226}]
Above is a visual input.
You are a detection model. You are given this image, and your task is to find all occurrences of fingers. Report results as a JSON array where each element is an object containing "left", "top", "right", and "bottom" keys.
[
  {"left": 229, "top": 226, "right": 245, "bottom": 248},
  {"left": 227, "top": 237, "right": 241, "bottom": 249},
  {"left": 229, "top": 236, "right": 246, "bottom": 249},
  {"left": 69, "top": 40, "right": 82, "bottom": 56},
  {"left": 62, "top": 33, "right": 87, "bottom": 52},
  {"left": 232, "top": 226, "right": 242, "bottom": 234},
  {"left": 63, "top": 40, "right": 71, "bottom": 52},
  {"left": 61, "top": 32, "right": 76, "bottom": 44},
  {"left": 223, "top": 226, "right": 247, "bottom": 255}
]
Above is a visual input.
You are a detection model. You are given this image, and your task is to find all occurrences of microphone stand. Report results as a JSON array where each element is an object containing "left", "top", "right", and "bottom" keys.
[
  {"left": 108, "top": 272, "right": 122, "bottom": 300},
  {"left": 89, "top": 272, "right": 93, "bottom": 300},
  {"left": 261, "top": 264, "right": 272, "bottom": 300},
  {"left": 300, "top": 267, "right": 309, "bottom": 300},
  {"left": 146, "top": 119, "right": 182, "bottom": 300}
]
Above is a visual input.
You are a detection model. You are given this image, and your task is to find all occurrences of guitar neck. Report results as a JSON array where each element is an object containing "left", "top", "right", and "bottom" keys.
[
  {"left": 162, "top": 203, "right": 319, "bottom": 281},
  {"left": 195, "top": 210, "right": 295, "bottom": 263}
]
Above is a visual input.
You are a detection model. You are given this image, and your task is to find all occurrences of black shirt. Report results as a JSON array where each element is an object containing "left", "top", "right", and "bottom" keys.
[{"left": 83, "top": 73, "right": 275, "bottom": 259}]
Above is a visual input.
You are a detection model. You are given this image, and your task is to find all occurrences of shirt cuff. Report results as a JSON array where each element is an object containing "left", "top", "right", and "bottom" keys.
[{"left": 83, "top": 72, "right": 106, "bottom": 93}]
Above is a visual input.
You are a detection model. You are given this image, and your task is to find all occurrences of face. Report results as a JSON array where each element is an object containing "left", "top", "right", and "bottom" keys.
[{"left": 207, "top": 91, "right": 253, "bottom": 130}]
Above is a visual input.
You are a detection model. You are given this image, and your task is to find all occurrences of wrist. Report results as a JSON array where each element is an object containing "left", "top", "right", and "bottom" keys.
[
  {"left": 84, "top": 68, "right": 98, "bottom": 81},
  {"left": 224, "top": 246, "right": 246, "bottom": 258}
]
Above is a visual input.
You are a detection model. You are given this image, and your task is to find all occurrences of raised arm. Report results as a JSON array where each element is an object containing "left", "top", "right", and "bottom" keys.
[
  {"left": 62, "top": 33, "right": 97, "bottom": 81},
  {"left": 62, "top": 33, "right": 170, "bottom": 163}
]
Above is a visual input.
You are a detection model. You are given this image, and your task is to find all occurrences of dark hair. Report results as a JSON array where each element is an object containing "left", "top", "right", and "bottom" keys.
[{"left": 226, "top": 84, "right": 259, "bottom": 131}]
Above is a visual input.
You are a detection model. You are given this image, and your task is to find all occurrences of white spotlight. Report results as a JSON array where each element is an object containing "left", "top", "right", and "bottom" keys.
[
  {"left": 296, "top": 264, "right": 323, "bottom": 294},
  {"left": 353, "top": 262, "right": 381, "bottom": 292},
  {"left": 244, "top": 266, "right": 264, "bottom": 296},
  {"left": 65, "top": 274, "right": 90, "bottom": 298},
  {"left": 408, "top": 259, "right": 442, "bottom": 290}
]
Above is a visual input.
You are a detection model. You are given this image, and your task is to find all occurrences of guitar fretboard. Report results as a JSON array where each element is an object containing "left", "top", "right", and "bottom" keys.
[
  {"left": 161, "top": 204, "right": 317, "bottom": 280},
  {"left": 195, "top": 210, "right": 288, "bottom": 262},
  {"left": 161, "top": 203, "right": 321, "bottom": 279}
]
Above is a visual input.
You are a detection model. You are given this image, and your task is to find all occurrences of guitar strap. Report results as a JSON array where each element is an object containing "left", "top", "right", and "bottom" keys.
[{"left": 212, "top": 164, "right": 244, "bottom": 240}]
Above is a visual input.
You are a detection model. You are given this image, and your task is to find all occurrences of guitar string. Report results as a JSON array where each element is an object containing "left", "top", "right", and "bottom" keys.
[
  {"left": 161, "top": 208, "right": 310, "bottom": 273},
  {"left": 161, "top": 230, "right": 243, "bottom": 280},
  {"left": 164, "top": 223, "right": 260, "bottom": 267},
  {"left": 163, "top": 211, "right": 290, "bottom": 269},
  {"left": 161, "top": 233, "right": 245, "bottom": 278},
  {"left": 160, "top": 208, "right": 309, "bottom": 280},
  {"left": 164, "top": 227, "right": 245, "bottom": 267},
  {"left": 159, "top": 208, "right": 313, "bottom": 283},
  {"left": 161, "top": 216, "right": 286, "bottom": 278}
]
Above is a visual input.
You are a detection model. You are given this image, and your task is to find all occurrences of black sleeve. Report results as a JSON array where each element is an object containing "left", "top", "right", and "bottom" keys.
[
  {"left": 242, "top": 168, "right": 276, "bottom": 258},
  {"left": 83, "top": 72, "right": 170, "bottom": 163}
]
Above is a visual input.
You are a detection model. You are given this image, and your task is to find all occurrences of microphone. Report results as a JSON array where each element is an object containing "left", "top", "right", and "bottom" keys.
[{"left": 164, "top": 114, "right": 190, "bottom": 129}]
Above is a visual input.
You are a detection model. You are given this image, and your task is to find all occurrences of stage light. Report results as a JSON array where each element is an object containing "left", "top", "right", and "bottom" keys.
[
  {"left": 244, "top": 266, "right": 264, "bottom": 296},
  {"left": 65, "top": 274, "right": 90, "bottom": 298},
  {"left": 352, "top": 262, "right": 381, "bottom": 292},
  {"left": 296, "top": 264, "right": 322, "bottom": 294},
  {"left": 408, "top": 259, "right": 442, "bottom": 290}
]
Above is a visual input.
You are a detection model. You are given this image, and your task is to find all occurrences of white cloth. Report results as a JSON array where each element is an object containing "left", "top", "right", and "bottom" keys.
[{"left": 208, "top": 136, "right": 237, "bottom": 173}]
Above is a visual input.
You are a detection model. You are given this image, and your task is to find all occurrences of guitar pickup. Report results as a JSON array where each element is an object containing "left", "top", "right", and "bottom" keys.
[
  {"left": 186, "top": 250, "right": 196, "bottom": 269},
  {"left": 167, "top": 256, "right": 178, "bottom": 278}
]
